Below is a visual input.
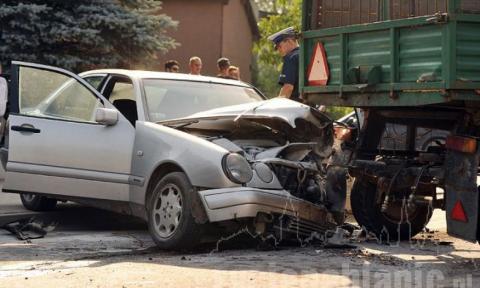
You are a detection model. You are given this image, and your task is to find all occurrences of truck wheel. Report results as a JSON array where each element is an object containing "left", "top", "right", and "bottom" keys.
[
  {"left": 147, "top": 172, "right": 204, "bottom": 250},
  {"left": 350, "top": 178, "right": 433, "bottom": 241},
  {"left": 20, "top": 193, "right": 57, "bottom": 211}
]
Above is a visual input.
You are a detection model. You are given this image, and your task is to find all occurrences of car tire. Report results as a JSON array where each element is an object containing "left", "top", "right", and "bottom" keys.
[
  {"left": 147, "top": 172, "right": 204, "bottom": 250},
  {"left": 350, "top": 177, "right": 433, "bottom": 241},
  {"left": 20, "top": 193, "right": 57, "bottom": 211}
]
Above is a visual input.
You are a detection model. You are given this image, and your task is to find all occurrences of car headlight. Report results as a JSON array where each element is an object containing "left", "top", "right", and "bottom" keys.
[
  {"left": 222, "top": 153, "right": 253, "bottom": 184},
  {"left": 253, "top": 163, "right": 274, "bottom": 183}
]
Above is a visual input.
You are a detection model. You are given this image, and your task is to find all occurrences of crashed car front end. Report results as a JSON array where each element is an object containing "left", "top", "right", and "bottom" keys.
[{"left": 161, "top": 99, "right": 344, "bottom": 238}]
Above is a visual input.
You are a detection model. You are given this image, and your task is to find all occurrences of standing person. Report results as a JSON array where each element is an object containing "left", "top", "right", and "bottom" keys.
[
  {"left": 268, "top": 27, "right": 301, "bottom": 102},
  {"left": 0, "top": 63, "right": 8, "bottom": 144},
  {"left": 227, "top": 66, "right": 241, "bottom": 81},
  {"left": 164, "top": 60, "right": 180, "bottom": 73},
  {"left": 216, "top": 57, "right": 231, "bottom": 78},
  {"left": 189, "top": 56, "right": 202, "bottom": 75}
]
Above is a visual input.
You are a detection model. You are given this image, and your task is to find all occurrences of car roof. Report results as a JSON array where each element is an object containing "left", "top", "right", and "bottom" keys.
[{"left": 80, "top": 69, "right": 252, "bottom": 88}]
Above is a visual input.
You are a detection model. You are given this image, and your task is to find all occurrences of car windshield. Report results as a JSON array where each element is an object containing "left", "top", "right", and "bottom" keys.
[{"left": 142, "top": 79, "right": 264, "bottom": 122}]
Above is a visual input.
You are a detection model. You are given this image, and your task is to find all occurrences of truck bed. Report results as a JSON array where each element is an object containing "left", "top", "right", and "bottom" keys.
[{"left": 301, "top": 0, "right": 480, "bottom": 107}]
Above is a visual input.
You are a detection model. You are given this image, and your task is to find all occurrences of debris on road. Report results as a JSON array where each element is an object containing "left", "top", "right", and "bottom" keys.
[
  {"left": 323, "top": 228, "right": 356, "bottom": 249},
  {"left": 2, "top": 217, "right": 57, "bottom": 240}
]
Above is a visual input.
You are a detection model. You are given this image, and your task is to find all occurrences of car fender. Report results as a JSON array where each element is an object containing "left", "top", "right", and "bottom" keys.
[{"left": 129, "top": 121, "right": 240, "bottom": 207}]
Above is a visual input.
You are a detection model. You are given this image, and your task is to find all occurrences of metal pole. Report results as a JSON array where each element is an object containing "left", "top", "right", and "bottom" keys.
[
  {"left": 383, "top": 0, "right": 391, "bottom": 21},
  {"left": 447, "top": 0, "right": 460, "bottom": 14}
]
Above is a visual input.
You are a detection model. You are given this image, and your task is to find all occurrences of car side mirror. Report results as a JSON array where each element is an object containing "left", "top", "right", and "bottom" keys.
[
  {"left": 0, "top": 77, "right": 8, "bottom": 118},
  {"left": 95, "top": 108, "right": 118, "bottom": 126}
]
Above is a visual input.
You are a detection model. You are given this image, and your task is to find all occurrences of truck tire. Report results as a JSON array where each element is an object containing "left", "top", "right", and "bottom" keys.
[
  {"left": 147, "top": 172, "right": 204, "bottom": 250},
  {"left": 20, "top": 193, "right": 57, "bottom": 211},
  {"left": 350, "top": 178, "right": 433, "bottom": 241}
]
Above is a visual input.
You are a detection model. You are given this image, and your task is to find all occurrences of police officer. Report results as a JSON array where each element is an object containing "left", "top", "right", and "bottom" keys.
[
  {"left": 268, "top": 27, "right": 301, "bottom": 101},
  {"left": 269, "top": 29, "right": 345, "bottom": 225}
]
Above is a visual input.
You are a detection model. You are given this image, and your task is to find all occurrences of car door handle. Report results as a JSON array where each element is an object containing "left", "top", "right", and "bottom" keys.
[{"left": 11, "top": 125, "right": 41, "bottom": 134}]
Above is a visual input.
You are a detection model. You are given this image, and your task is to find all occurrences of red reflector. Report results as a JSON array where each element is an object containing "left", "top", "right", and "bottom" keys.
[
  {"left": 451, "top": 200, "right": 468, "bottom": 223},
  {"left": 307, "top": 42, "right": 330, "bottom": 86},
  {"left": 445, "top": 136, "right": 477, "bottom": 154}
]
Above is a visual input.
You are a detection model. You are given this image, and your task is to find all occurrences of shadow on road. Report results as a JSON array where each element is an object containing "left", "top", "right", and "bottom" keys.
[
  {"left": 1, "top": 203, "right": 479, "bottom": 286},
  {"left": 44, "top": 203, "right": 147, "bottom": 231}
]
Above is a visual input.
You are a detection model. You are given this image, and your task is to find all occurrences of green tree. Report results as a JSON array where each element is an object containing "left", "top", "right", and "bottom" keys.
[
  {"left": 253, "top": 0, "right": 351, "bottom": 119},
  {"left": 0, "top": 0, "right": 178, "bottom": 72},
  {"left": 253, "top": 0, "right": 301, "bottom": 98}
]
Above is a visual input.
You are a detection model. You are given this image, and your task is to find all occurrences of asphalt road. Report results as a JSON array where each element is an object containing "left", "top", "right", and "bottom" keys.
[
  {"left": 0, "top": 188, "right": 479, "bottom": 287},
  {"left": 0, "top": 190, "right": 146, "bottom": 230},
  {"left": 0, "top": 192, "right": 25, "bottom": 214}
]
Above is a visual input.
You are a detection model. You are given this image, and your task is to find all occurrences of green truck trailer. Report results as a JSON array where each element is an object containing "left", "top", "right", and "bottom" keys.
[{"left": 301, "top": 0, "right": 480, "bottom": 242}]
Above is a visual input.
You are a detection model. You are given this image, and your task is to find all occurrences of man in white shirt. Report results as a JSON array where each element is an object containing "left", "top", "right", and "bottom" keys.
[
  {"left": 0, "top": 65, "right": 7, "bottom": 117},
  {"left": 0, "top": 65, "right": 8, "bottom": 145},
  {"left": 188, "top": 56, "right": 202, "bottom": 75}
]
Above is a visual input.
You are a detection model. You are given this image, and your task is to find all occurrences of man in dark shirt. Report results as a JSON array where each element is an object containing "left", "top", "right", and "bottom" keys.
[
  {"left": 268, "top": 27, "right": 301, "bottom": 102},
  {"left": 164, "top": 60, "right": 180, "bottom": 73},
  {"left": 217, "top": 57, "right": 233, "bottom": 79}
]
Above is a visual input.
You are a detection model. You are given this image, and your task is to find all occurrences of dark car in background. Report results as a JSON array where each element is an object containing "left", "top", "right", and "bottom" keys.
[{"left": 338, "top": 111, "right": 449, "bottom": 152}]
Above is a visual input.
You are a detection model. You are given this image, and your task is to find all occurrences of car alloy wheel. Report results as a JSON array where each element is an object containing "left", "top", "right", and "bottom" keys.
[
  {"left": 19, "top": 193, "right": 57, "bottom": 211},
  {"left": 147, "top": 172, "right": 204, "bottom": 249},
  {"left": 152, "top": 183, "right": 183, "bottom": 238},
  {"left": 22, "top": 193, "right": 36, "bottom": 202}
]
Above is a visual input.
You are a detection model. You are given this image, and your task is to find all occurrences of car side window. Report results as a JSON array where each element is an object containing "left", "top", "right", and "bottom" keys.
[
  {"left": 83, "top": 75, "right": 105, "bottom": 91},
  {"left": 19, "top": 66, "right": 103, "bottom": 123},
  {"left": 378, "top": 123, "right": 407, "bottom": 151},
  {"left": 109, "top": 81, "right": 135, "bottom": 103},
  {"left": 103, "top": 76, "right": 137, "bottom": 126}
]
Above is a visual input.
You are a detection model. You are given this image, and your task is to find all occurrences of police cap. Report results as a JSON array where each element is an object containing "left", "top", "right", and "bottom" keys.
[{"left": 267, "top": 27, "right": 298, "bottom": 48}]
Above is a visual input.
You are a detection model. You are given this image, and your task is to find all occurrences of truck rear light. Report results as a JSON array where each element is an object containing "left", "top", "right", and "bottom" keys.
[
  {"left": 334, "top": 126, "right": 352, "bottom": 142},
  {"left": 451, "top": 200, "right": 468, "bottom": 223},
  {"left": 445, "top": 136, "right": 477, "bottom": 154}
]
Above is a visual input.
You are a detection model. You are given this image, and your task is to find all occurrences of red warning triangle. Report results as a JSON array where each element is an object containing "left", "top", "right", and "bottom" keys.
[
  {"left": 307, "top": 42, "right": 330, "bottom": 86},
  {"left": 451, "top": 200, "right": 468, "bottom": 223}
]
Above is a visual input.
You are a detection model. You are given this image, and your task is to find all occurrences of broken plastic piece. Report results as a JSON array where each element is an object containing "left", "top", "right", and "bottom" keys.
[
  {"left": 324, "top": 227, "right": 356, "bottom": 249},
  {"left": 2, "top": 217, "right": 57, "bottom": 240}
]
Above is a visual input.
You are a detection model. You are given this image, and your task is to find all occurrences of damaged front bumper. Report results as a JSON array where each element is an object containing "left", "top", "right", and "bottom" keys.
[{"left": 198, "top": 187, "right": 338, "bottom": 233}]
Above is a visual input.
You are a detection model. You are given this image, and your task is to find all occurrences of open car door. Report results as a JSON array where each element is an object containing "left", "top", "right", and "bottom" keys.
[{"left": 3, "top": 61, "right": 136, "bottom": 202}]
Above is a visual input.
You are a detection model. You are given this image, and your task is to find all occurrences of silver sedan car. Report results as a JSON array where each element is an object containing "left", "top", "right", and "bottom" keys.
[{"left": 0, "top": 61, "right": 340, "bottom": 249}]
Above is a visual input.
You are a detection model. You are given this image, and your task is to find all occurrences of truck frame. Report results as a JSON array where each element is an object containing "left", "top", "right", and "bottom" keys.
[{"left": 301, "top": 0, "right": 480, "bottom": 242}]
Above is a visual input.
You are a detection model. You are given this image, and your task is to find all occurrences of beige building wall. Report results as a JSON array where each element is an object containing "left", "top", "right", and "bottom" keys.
[
  {"left": 157, "top": 0, "right": 224, "bottom": 76},
  {"left": 222, "top": 0, "right": 254, "bottom": 82},
  {"left": 156, "top": 0, "right": 255, "bottom": 82}
]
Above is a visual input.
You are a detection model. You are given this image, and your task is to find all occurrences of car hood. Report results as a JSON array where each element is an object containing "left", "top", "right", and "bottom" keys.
[
  {"left": 158, "top": 98, "right": 334, "bottom": 158},
  {"left": 158, "top": 98, "right": 331, "bottom": 130}
]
